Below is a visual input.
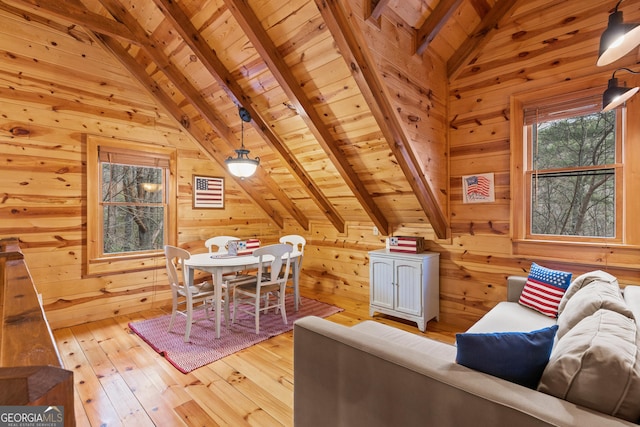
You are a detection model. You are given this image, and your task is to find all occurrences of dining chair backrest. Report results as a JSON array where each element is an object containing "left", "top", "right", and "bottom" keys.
[
  {"left": 164, "top": 245, "right": 190, "bottom": 293},
  {"left": 279, "top": 235, "right": 305, "bottom": 255},
  {"left": 205, "top": 236, "right": 240, "bottom": 253},
  {"left": 254, "top": 243, "right": 293, "bottom": 284}
]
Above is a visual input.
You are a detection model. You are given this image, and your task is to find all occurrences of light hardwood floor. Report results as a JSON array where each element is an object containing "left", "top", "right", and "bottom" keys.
[{"left": 53, "top": 290, "right": 458, "bottom": 426}]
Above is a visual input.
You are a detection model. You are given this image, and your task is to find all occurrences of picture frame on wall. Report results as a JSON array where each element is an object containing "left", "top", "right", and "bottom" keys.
[
  {"left": 193, "top": 175, "right": 224, "bottom": 209},
  {"left": 462, "top": 172, "right": 495, "bottom": 204}
]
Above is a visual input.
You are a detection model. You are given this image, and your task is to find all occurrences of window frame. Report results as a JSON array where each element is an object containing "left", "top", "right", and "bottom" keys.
[
  {"left": 511, "top": 82, "right": 640, "bottom": 265},
  {"left": 86, "top": 135, "right": 177, "bottom": 276}
]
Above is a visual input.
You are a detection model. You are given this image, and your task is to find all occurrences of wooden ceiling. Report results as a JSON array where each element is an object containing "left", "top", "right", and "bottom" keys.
[{"left": 0, "top": 0, "right": 627, "bottom": 238}]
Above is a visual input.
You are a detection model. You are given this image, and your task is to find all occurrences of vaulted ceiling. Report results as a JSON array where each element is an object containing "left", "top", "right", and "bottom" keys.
[{"left": 0, "top": 0, "right": 626, "bottom": 238}]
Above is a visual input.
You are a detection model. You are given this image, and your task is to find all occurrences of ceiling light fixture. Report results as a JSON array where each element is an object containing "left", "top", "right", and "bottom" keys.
[
  {"left": 225, "top": 107, "right": 259, "bottom": 179},
  {"left": 602, "top": 67, "right": 640, "bottom": 111},
  {"left": 597, "top": 0, "right": 640, "bottom": 66}
]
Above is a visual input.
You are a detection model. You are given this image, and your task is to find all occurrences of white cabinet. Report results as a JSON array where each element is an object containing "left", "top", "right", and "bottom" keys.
[{"left": 369, "top": 249, "right": 439, "bottom": 332}]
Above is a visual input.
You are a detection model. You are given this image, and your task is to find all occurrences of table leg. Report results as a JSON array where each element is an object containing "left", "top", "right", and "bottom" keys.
[
  {"left": 184, "top": 265, "right": 193, "bottom": 287},
  {"left": 214, "top": 269, "right": 223, "bottom": 339},
  {"left": 293, "top": 258, "right": 300, "bottom": 312}
]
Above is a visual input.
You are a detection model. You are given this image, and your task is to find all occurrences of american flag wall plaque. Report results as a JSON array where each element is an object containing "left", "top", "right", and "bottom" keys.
[
  {"left": 193, "top": 175, "right": 224, "bottom": 209},
  {"left": 462, "top": 172, "right": 495, "bottom": 204}
]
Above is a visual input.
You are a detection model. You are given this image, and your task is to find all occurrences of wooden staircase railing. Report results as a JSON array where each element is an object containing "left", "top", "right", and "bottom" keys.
[{"left": 0, "top": 238, "right": 74, "bottom": 426}]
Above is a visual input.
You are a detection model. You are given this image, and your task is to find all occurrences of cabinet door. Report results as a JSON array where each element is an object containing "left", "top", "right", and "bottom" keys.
[
  {"left": 394, "top": 259, "right": 423, "bottom": 316},
  {"left": 370, "top": 257, "right": 394, "bottom": 309}
]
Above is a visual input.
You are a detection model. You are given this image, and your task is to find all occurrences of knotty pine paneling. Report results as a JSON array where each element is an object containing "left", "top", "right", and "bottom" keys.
[
  {"left": 441, "top": 0, "right": 640, "bottom": 325},
  {"left": 4, "top": 0, "right": 638, "bottom": 335},
  {"left": 0, "top": 97, "right": 281, "bottom": 330}
]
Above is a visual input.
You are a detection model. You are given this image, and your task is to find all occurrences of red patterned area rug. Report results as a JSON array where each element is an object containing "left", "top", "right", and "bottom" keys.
[{"left": 128, "top": 295, "right": 343, "bottom": 373}]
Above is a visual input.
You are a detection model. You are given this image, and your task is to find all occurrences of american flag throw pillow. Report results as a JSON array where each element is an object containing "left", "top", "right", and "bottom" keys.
[{"left": 519, "top": 263, "right": 572, "bottom": 318}]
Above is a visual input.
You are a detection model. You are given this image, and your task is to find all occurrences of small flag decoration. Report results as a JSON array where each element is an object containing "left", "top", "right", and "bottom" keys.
[
  {"left": 237, "top": 239, "right": 260, "bottom": 255},
  {"left": 228, "top": 239, "right": 261, "bottom": 256},
  {"left": 388, "top": 236, "right": 425, "bottom": 254},
  {"left": 462, "top": 173, "right": 495, "bottom": 203}
]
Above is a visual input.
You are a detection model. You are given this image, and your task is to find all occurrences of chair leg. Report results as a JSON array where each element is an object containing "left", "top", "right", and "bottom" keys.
[
  {"left": 254, "top": 294, "right": 260, "bottom": 334},
  {"left": 223, "top": 287, "right": 230, "bottom": 328},
  {"left": 232, "top": 291, "right": 238, "bottom": 325},
  {"left": 184, "top": 309, "right": 193, "bottom": 342},
  {"left": 168, "top": 300, "right": 178, "bottom": 332},
  {"left": 279, "top": 290, "right": 287, "bottom": 325}
]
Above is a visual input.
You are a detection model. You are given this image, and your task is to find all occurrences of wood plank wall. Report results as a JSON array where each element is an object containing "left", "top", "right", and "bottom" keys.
[
  {"left": 2, "top": 0, "right": 639, "bottom": 334},
  {"left": 0, "top": 99, "right": 281, "bottom": 328},
  {"left": 442, "top": 1, "right": 640, "bottom": 329}
]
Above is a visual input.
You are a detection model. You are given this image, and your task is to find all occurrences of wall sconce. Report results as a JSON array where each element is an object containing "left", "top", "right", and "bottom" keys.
[
  {"left": 597, "top": 0, "right": 640, "bottom": 66},
  {"left": 225, "top": 107, "right": 260, "bottom": 179},
  {"left": 602, "top": 67, "right": 640, "bottom": 111}
]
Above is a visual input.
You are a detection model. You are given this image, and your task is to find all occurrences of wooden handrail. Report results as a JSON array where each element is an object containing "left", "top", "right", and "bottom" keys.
[{"left": 0, "top": 238, "right": 75, "bottom": 426}]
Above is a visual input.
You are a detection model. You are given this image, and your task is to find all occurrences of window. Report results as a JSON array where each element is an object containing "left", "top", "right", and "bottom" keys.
[
  {"left": 525, "top": 105, "right": 620, "bottom": 240},
  {"left": 87, "top": 135, "right": 177, "bottom": 275},
  {"left": 100, "top": 149, "right": 168, "bottom": 254},
  {"left": 510, "top": 82, "right": 640, "bottom": 264}
]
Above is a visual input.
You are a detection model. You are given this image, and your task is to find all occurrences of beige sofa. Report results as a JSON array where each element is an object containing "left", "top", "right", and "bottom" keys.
[{"left": 293, "top": 271, "right": 640, "bottom": 426}]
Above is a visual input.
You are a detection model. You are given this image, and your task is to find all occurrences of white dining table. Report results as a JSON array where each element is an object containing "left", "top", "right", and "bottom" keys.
[{"left": 183, "top": 249, "right": 302, "bottom": 338}]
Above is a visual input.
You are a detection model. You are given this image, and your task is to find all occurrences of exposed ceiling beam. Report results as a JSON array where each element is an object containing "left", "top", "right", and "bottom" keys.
[
  {"left": 314, "top": 0, "right": 449, "bottom": 239},
  {"left": 93, "top": 0, "right": 309, "bottom": 230},
  {"left": 92, "top": 33, "right": 286, "bottom": 229},
  {"left": 152, "top": 0, "right": 344, "bottom": 232},
  {"left": 223, "top": 0, "right": 390, "bottom": 235},
  {"left": 6, "top": 0, "right": 139, "bottom": 44},
  {"left": 447, "top": 0, "right": 519, "bottom": 80},
  {"left": 416, "top": 0, "right": 464, "bottom": 56},
  {"left": 369, "top": 0, "right": 391, "bottom": 20}
]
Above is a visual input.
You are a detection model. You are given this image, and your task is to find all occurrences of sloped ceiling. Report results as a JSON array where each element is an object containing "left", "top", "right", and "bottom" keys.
[{"left": 1, "top": 0, "right": 618, "bottom": 239}]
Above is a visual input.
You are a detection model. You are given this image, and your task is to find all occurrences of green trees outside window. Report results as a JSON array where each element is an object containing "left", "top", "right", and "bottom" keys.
[
  {"left": 530, "top": 111, "right": 617, "bottom": 238},
  {"left": 101, "top": 163, "right": 166, "bottom": 254}
]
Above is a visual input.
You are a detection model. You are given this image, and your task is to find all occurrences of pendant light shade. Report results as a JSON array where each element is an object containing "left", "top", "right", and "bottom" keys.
[
  {"left": 597, "top": 1, "right": 640, "bottom": 66},
  {"left": 602, "top": 68, "right": 640, "bottom": 111},
  {"left": 225, "top": 148, "right": 259, "bottom": 178},
  {"left": 225, "top": 107, "right": 260, "bottom": 179}
]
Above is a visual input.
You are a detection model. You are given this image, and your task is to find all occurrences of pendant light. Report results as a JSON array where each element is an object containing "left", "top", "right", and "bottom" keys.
[
  {"left": 225, "top": 107, "right": 259, "bottom": 179},
  {"left": 597, "top": 0, "right": 640, "bottom": 66},
  {"left": 602, "top": 68, "right": 640, "bottom": 111}
]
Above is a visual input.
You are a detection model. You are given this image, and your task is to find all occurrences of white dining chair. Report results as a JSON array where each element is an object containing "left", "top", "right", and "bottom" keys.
[
  {"left": 279, "top": 234, "right": 306, "bottom": 307},
  {"left": 203, "top": 235, "right": 244, "bottom": 325},
  {"left": 164, "top": 245, "right": 217, "bottom": 342},
  {"left": 232, "top": 243, "right": 293, "bottom": 334}
]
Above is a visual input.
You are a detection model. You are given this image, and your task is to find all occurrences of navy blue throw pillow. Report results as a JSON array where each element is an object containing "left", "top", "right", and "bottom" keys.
[{"left": 455, "top": 325, "right": 558, "bottom": 389}]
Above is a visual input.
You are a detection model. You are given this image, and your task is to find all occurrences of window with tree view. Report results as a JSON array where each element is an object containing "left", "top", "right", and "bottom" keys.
[
  {"left": 95, "top": 144, "right": 170, "bottom": 257},
  {"left": 101, "top": 162, "right": 166, "bottom": 254},
  {"left": 87, "top": 136, "right": 176, "bottom": 274},
  {"left": 526, "top": 104, "right": 620, "bottom": 239}
]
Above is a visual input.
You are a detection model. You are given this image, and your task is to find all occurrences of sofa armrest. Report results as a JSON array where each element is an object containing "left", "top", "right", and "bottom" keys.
[{"left": 507, "top": 275, "right": 527, "bottom": 302}]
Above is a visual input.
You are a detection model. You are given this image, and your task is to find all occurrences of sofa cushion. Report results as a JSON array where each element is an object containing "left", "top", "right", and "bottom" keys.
[
  {"left": 557, "top": 270, "right": 619, "bottom": 315},
  {"left": 538, "top": 309, "right": 640, "bottom": 422},
  {"left": 455, "top": 325, "right": 558, "bottom": 389},
  {"left": 623, "top": 285, "right": 640, "bottom": 327},
  {"left": 519, "top": 263, "right": 572, "bottom": 318},
  {"left": 466, "top": 301, "right": 556, "bottom": 334},
  {"left": 351, "top": 320, "right": 457, "bottom": 361},
  {"left": 556, "top": 275, "right": 632, "bottom": 340}
]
